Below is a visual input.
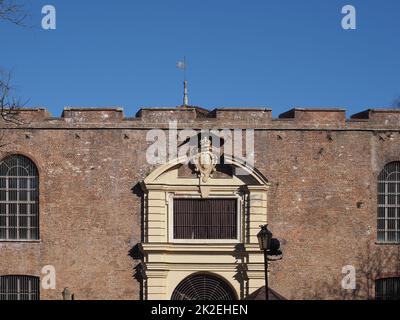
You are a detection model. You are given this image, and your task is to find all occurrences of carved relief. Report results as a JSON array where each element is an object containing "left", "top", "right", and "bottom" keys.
[{"left": 193, "top": 137, "right": 218, "bottom": 183}]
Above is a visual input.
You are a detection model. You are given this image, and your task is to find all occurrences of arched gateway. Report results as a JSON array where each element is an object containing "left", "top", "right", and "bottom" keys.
[{"left": 140, "top": 137, "right": 270, "bottom": 300}]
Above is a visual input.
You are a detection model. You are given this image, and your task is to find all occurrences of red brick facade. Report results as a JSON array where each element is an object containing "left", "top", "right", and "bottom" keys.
[{"left": 0, "top": 106, "right": 399, "bottom": 300}]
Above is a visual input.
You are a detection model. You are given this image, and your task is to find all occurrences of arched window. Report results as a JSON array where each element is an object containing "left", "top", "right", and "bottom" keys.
[
  {"left": 0, "top": 155, "right": 39, "bottom": 241},
  {"left": 0, "top": 275, "right": 40, "bottom": 300},
  {"left": 378, "top": 162, "right": 400, "bottom": 244}
]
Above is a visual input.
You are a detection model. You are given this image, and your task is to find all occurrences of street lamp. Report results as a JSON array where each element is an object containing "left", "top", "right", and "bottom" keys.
[
  {"left": 257, "top": 225, "right": 272, "bottom": 300},
  {"left": 257, "top": 224, "right": 273, "bottom": 252},
  {"left": 257, "top": 224, "right": 282, "bottom": 300}
]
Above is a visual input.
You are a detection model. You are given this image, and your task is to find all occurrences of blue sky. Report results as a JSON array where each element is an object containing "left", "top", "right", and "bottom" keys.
[{"left": 1, "top": 0, "right": 400, "bottom": 117}]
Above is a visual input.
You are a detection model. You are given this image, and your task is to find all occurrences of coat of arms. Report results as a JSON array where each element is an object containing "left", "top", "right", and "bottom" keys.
[{"left": 193, "top": 137, "right": 218, "bottom": 183}]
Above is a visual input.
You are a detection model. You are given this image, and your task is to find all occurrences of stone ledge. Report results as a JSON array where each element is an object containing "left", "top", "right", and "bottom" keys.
[{"left": 141, "top": 243, "right": 261, "bottom": 253}]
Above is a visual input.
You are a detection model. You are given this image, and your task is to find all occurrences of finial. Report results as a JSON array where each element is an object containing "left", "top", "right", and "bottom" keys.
[
  {"left": 183, "top": 80, "right": 189, "bottom": 106},
  {"left": 177, "top": 57, "right": 189, "bottom": 106}
]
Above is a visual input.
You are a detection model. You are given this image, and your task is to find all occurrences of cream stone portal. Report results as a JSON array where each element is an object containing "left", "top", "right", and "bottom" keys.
[{"left": 140, "top": 144, "right": 270, "bottom": 300}]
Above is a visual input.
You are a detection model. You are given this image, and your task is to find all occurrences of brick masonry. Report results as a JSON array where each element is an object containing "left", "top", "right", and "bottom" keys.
[{"left": 0, "top": 106, "right": 399, "bottom": 300}]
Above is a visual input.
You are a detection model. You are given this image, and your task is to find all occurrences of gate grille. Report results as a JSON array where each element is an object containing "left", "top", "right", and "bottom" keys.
[
  {"left": 171, "top": 274, "right": 236, "bottom": 300},
  {"left": 173, "top": 198, "right": 237, "bottom": 240},
  {"left": 0, "top": 275, "right": 40, "bottom": 300}
]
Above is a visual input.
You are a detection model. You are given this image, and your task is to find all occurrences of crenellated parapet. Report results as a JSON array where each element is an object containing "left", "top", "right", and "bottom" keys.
[{"left": 0, "top": 105, "right": 400, "bottom": 129}]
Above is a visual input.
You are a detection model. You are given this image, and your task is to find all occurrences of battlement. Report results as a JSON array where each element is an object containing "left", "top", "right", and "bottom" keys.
[
  {"left": 3, "top": 108, "right": 52, "bottom": 122},
  {"left": 278, "top": 108, "right": 346, "bottom": 125},
  {"left": 62, "top": 107, "right": 124, "bottom": 123},
  {"left": 350, "top": 109, "right": 400, "bottom": 125},
  {"left": 209, "top": 108, "right": 272, "bottom": 122},
  {"left": 1, "top": 106, "right": 400, "bottom": 129},
  {"left": 136, "top": 106, "right": 209, "bottom": 122}
]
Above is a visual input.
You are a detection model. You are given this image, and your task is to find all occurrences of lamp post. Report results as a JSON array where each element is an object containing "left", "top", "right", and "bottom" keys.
[{"left": 257, "top": 224, "right": 273, "bottom": 300}]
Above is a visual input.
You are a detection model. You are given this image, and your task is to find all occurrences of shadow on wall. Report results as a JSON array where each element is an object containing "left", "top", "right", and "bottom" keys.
[
  {"left": 129, "top": 182, "right": 146, "bottom": 300},
  {"left": 233, "top": 243, "right": 250, "bottom": 300},
  {"left": 302, "top": 242, "right": 400, "bottom": 300},
  {"left": 129, "top": 244, "right": 146, "bottom": 300}
]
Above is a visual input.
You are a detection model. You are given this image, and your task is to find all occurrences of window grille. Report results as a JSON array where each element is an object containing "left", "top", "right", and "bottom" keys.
[
  {"left": 378, "top": 162, "right": 400, "bottom": 243},
  {"left": 0, "top": 275, "right": 40, "bottom": 300},
  {"left": 0, "top": 155, "right": 39, "bottom": 241},
  {"left": 375, "top": 278, "right": 400, "bottom": 300},
  {"left": 173, "top": 198, "right": 238, "bottom": 240},
  {"left": 171, "top": 273, "right": 236, "bottom": 300}
]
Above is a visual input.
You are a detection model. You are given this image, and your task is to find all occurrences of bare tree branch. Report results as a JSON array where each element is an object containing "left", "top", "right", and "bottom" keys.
[
  {"left": 0, "top": 0, "right": 30, "bottom": 156},
  {"left": 0, "top": 0, "right": 29, "bottom": 123},
  {"left": 0, "top": 0, "right": 28, "bottom": 26},
  {"left": 0, "top": 69, "right": 28, "bottom": 124}
]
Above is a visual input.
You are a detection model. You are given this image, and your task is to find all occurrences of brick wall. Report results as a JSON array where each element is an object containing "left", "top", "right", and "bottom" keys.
[{"left": 0, "top": 106, "right": 399, "bottom": 300}]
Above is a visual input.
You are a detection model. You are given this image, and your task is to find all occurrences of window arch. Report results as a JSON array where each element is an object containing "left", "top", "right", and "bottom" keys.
[
  {"left": 0, "top": 155, "right": 39, "bottom": 241},
  {"left": 171, "top": 273, "right": 237, "bottom": 300},
  {"left": 0, "top": 275, "right": 40, "bottom": 300},
  {"left": 378, "top": 162, "right": 400, "bottom": 243}
]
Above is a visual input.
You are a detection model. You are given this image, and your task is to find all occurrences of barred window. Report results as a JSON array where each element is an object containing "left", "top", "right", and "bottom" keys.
[
  {"left": 0, "top": 155, "right": 39, "bottom": 241},
  {"left": 0, "top": 275, "right": 40, "bottom": 300},
  {"left": 173, "top": 198, "right": 238, "bottom": 240},
  {"left": 376, "top": 278, "right": 400, "bottom": 300},
  {"left": 378, "top": 162, "right": 400, "bottom": 244}
]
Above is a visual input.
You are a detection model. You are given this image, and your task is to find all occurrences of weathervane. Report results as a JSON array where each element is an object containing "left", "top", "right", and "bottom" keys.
[{"left": 176, "top": 57, "right": 189, "bottom": 106}]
